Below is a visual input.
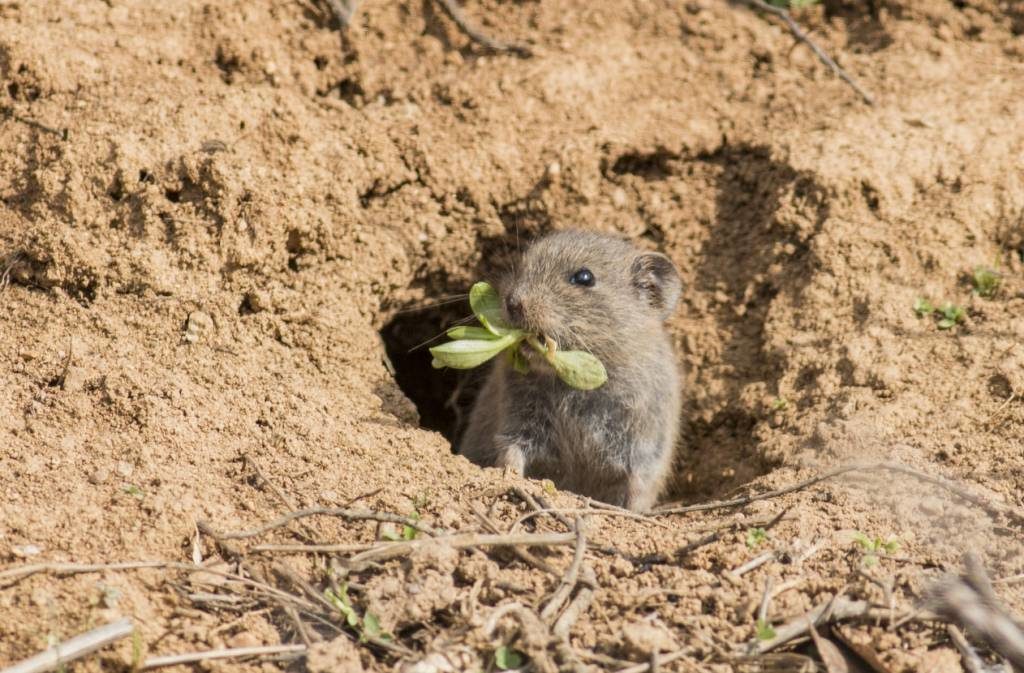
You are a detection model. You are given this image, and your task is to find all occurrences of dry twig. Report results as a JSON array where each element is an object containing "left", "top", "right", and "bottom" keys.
[
  {"left": 1, "top": 619, "right": 134, "bottom": 673},
  {"left": 198, "top": 507, "right": 438, "bottom": 541},
  {"left": 325, "top": 0, "right": 530, "bottom": 56},
  {"left": 139, "top": 644, "right": 307, "bottom": 670},
  {"left": 346, "top": 531, "right": 575, "bottom": 569},
  {"left": 739, "top": 0, "right": 875, "bottom": 106},
  {"left": 751, "top": 596, "right": 934, "bottom": 655},
  {"left": 656, "top": 462, "right": 1024, "bottom": 527},
  {"left": 540, "top": 517, "right": 587, "bottom": 623}
]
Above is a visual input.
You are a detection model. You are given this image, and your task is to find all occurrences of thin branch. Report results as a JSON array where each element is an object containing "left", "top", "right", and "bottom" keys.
[
  {"left": 197, "top": 507, "right": 438, "bottom": 541},
  {"left": 655, "top": 462, "right": 1024, "bottom": 527},
  {"left": 552, "top": 564, "right": 596, "bottom": 639},
  {"left": 739, "top": 0, "right": 875, "bottom": 106},
  {"left": 0, "top": 560, "right": 170, "bottom": 587},
  {"left": 140, "top": 644, "right": 307, "bottom": 670},
  {"left": 346, "top": 531, "right": 575, "bottom": 569},
  {"left": 472, "top": 501, "right": 560, "bottom": 576},
  {"left": 1, "top": 619, "right": 134, "bottom": 673},
  {"left": 540, "top": 517, "right": 587, "bottom": 623},
  {"left": 431, "top": 0, "right": 532, "bottom": 57},
  {"left": 511, "top": 486, "right": 573, "bottom": 530},
  {"left": 252, "top": 542, "right": 375, "bottom": 554},
  {"left": 751, "top": 596, "right": 935, "bottom": 654},
  {"left": 510, "top": 506, "right": 671, "bottom": 532}
]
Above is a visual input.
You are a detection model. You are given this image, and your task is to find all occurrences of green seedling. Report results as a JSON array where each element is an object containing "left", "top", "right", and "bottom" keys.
[
  {"left": 131, "top": 630, "right": 145, "bottom": 672},
  {"left": 936, "top": 303, "right": 965, "bottom": 330},
  {"left": 913, "top": 297, "right": 934, "bottom": 318},
  {"left": 770, "top": 398, "right": 788, "bottom": 412},
  {"left": 746, "top": 527, "right": 769, "bottom": 549},
  {"left": 122, "top": 485, "right": 144, "bottom": 499},
  {"left": 913, "top": 298, "right": 965, "bottom": 329},
  {"left": 755, "top": 618, "right": 777, "bottom": 641},
  {"left": 494, "top": 645, "right": 526, "bottom": 671},
  {"left": 852, "top": 532, "right": 899, "bottom": 567},
  {"left": 972, "top": 266, "right": 1001, "bottom": 298},
  {"left": 325, "top": 584, "right": 391, "bottom": 642},
  {"left": 430, "top": 282, "right": 607, "bottom": 390},
  {"left": 382, "top": 510, "right": 420, "bottom": 541}
]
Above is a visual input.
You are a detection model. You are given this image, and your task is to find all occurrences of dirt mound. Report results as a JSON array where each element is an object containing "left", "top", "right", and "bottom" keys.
[{"left": 2, "top": 0, "right": 1023, "bottom": 671}]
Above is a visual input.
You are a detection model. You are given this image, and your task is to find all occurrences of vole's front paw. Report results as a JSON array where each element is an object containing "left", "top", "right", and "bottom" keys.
[{"left": 497, "top": 444, "right": 526, "bottom": 476}]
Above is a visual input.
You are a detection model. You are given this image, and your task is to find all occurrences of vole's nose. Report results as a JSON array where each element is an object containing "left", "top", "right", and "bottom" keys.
[{"left": 505, "top": 294, "right": 525, "bottom": 325}]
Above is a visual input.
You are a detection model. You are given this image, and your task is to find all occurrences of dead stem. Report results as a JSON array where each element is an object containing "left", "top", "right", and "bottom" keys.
[
  {"left": 739, "top": 0, "right": 875, "bottom": 105},
  {"left": 197, "top": 507, "right": 439, "bottom": 541},
  {"left": 655, "top": 462, "right": 1024, "bottom": 527},
  {"left": 2, "top": 618, "right": 134, "bottom": 673},
  {"left": 540, "top": 517, "right": 587, "bottom": 623},
  {"left": 139, "top": 644, "right": 307, "bottom": 670},
  {"left": 345, "top": 531, "right": 575, "bottom": 570}
]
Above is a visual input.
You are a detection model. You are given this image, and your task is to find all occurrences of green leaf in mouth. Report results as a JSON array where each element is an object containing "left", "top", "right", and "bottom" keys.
[
  {"left": 429, "top": 331, "right": 521, "bottom": 369},
  {"left": 470, "top": 281, "right": 513, "bottom": 335},
  {"left": 546, "top": 349, "right": 608, "bottom": 390}
]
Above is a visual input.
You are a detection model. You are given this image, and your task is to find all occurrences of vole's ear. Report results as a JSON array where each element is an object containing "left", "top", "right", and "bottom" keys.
[{"left": 630, "top": 252, "right": 681, "bottom": 319}]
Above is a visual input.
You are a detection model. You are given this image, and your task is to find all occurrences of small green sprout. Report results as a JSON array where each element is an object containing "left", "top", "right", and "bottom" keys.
[
  {"left": 362, "top": 612, "right": 384, "bottom": 640},
  {"left": 746, "top": 527, "right": 769, "bottom": 549},
  {"left": 913, "top": 297, "right": 934, "bottom": 317},
  {"left": 430, "top": 282, "right": 607, "bottom": 390},
  {"left": 755, "top": 618, "right": 777, "bottom": 641},
  {"left": 122, "top": 485, "right": 144, "bottom": 499},
  {"left": 494, "top": 645, "right": 526, "bottom": 670},
  {"left": 914, "top": 298, "right": 965, "bottom": 329},
  {"left": 852, "top": 532, "right": 899, "bottom": 567},
  {"left": 325, "top": 584, "right": 392, "bottom": 642},
  {"left": 972, "top": 266, "right": 1001, "bottom": 298},
  {"left": 936, "top": 303, "right": 965, "bottom": 330},
  {"left": 131, "top": 630, "right": 145, "bottom": 671},
  {"left": 770, "top": 398, "right": 788, "bottom": 412}
]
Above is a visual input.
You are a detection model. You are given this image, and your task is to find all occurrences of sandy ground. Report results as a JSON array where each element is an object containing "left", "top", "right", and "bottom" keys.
[{"left": 1, "top": 0, "right": 1023, "bottom": 671}]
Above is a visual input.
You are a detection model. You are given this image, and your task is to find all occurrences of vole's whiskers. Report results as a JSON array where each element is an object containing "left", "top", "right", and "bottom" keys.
[
  {"left": 571, "top": 329, "right": 597, "bottom": 358},
  {"left": 393, "top": 294, "right": 469, "bottom": 313},
  {"left": 407, "top": 313, "right": 476, "bottom": 353}
]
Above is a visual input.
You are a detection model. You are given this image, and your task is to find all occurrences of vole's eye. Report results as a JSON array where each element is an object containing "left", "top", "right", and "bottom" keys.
[{"left": 569, "top": 268, "right": 595, "bottom": 287}]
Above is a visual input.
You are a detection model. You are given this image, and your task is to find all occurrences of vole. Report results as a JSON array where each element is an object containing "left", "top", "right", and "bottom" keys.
[{"left": 458, "top": 229, "right": 683, "bottom": 511}]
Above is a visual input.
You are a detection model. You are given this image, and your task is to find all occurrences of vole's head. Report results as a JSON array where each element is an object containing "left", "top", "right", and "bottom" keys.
[{"left": 498, "top": 230, "right": 681, "bottom": 357}]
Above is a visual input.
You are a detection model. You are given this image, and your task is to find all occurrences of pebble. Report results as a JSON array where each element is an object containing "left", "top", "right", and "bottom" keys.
[
  {"left": 12, "top": 544, "right": 42, "bottom": 558},
  {"left": 184, "top": 310, "right": 214, "bottom": 343},
  {"left": 89, "top": 467, "right": 110, "bottom": 485}
]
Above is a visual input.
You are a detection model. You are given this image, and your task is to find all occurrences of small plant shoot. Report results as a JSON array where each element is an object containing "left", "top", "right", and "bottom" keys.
[
  {"left": 755, "top": 618, "right": 777, "bottom": 641},
  {"left": 972, "top": 265, "right": 1000, "bottom": 298},
  {"left": 746, "top": 527, "right": 769, "bottom": 549},
  {"left": 430, "top": 282, "right": 607, "bottom": 390},
  {"left": 852, "top": 532, "right": 899, "bottom": 567},
  {"left": 494, "top": 645, "right": 526, "bottom": 670},
  {"left": 325, "top": 584, "right": 392, "bottom": 642},
  {"left": 913, "top": 297, "right": 965, "bottom": 330}
]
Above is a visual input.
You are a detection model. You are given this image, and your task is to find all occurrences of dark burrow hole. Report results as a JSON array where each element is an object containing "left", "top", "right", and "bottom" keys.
[
  {"left": 379, "top": 233, "right": 542, "bottom": 446},
  {"left": 381, "top": 307, "right": 485, "bottom": 445}
]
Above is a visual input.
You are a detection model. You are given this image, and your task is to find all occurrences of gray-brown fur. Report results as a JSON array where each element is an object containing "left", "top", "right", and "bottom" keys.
[{"left": 459, "top": 229, "right": 683, "bottom": 511}]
